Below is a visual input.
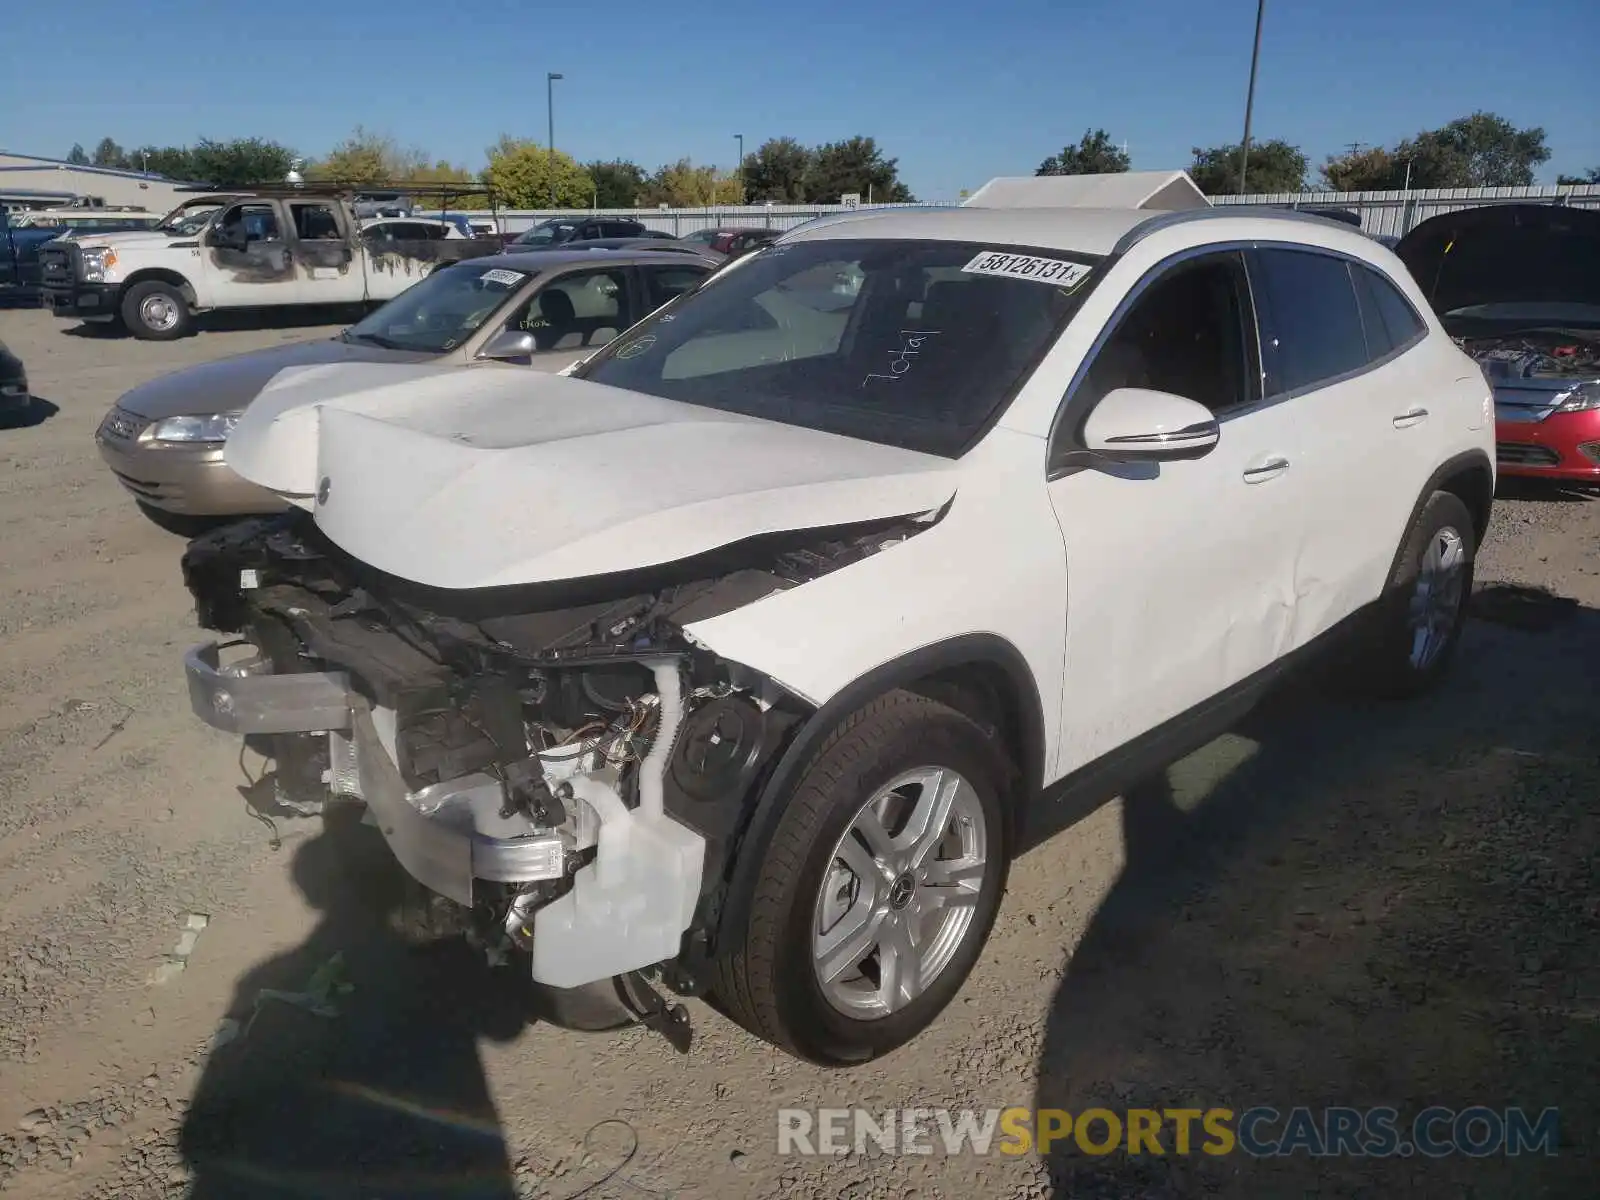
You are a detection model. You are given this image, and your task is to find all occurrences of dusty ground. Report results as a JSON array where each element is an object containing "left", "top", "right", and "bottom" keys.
[{"left": 0, "top": 305, "right": 1595, "bottom": 1199}]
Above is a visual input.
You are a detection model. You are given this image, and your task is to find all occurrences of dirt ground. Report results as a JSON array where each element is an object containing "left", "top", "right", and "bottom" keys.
[{"left": 0, "top": 305, "right": 1596, "bottom": 1199}]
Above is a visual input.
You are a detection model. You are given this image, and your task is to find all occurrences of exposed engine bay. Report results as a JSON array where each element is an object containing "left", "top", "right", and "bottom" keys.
[
  {"left": 180, "top": 508, "right": 934, "bottom": 1000},
  {"left": 1453, "top": 329, "right": 1600, "bottom": 382}
]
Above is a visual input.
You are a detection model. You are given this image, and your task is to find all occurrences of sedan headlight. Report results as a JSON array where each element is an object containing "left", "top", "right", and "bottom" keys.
[
  {"left": 80, "top": 247, "right": 117, "bottom": 282},
  {"left": 1555, "top": 382, "right": 1600, "bottom": 414},
  {"left": 141, "top": 412, "right": 241, "bottom": 443}
]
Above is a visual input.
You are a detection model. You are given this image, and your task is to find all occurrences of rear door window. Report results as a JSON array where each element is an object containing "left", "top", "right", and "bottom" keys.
[
  {"left": 1249, "top": 248, "right": 1370, "bottom": 396},
  {"left": 642, "top": 263, "right": 711, "bottom": 310}
]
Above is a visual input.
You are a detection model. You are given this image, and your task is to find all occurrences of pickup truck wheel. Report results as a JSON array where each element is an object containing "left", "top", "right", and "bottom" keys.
[
  {"left": 121, "top": 280, "right": 192, "bottom": 340},
  {"left": 712, "top": 690, "right": 1010, "bottom": 1065},
  {"left": 1355, "top": 490, "right": 1476, "bottom": 698}
]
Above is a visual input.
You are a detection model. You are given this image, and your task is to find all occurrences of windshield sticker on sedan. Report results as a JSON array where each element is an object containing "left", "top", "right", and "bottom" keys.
[
  {"left": 960, "top": 251, "right": 1092, "bottom": 289},
  {"left": 479, "top": 268, "right": 527, "bottom": 288}
]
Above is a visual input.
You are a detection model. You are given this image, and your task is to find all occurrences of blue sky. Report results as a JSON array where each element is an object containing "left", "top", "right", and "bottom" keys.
[{"left": 2, "top": 0, "right": 1594, "bottom": 199}]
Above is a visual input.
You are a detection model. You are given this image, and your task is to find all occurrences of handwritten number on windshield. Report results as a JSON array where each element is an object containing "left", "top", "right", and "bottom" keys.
[{"left": 862, "top": 329, "right": 939, "bottom": 387}]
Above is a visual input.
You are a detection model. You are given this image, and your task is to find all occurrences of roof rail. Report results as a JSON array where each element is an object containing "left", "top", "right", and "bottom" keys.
[{"left": 1110, "top": 204, "right": 1372, "bottom": 256}]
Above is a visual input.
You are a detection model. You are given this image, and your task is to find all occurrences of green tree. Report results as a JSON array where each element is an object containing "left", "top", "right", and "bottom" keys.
[
  {"left": 127, "top": 146, "right": 197, "bottom": 179},
  {"left": 308, "top": 126, "right": 428, "bottom": 184},
  {"left": 741, "top": 137, "right": 812, "bottom": 203},
  {"left": 65, "top": 143, "right": 90, "bottom": 165},
  {"left": 187, "top": 138, "right": 296, "bottom": 187},
  {"left": 1321, "top": 112, "right": 1554, "bottom": 191},
  {"left": 91, "top": 137, "right": 127, "bottom": 169},
  {"left": 586, "top": 159, "right": 648, "bottom": 207},
  {"left": 640, "top": 159, "right": 744, "bottom": 207},
  {"left": 1557, "top": 167, "right": 1600, "bottom": 185},
  {"left": 1189, "top": 139, "right": 1307, "bottom": 195},
  {"left": 1407, "top": 111, "right": 1550, "bottom": 187},
  {"left": 1037, "top": 129, "right": 1130, "bottom": 176},
  {"left": 1319, "top": 146, "right": 1401, "bottom": 191},
  {"left": 483, "top": 137, "right": 593, "bottom": 208},
  {"left": 803, "top": 137, "right": 914, "bottom": 203}
]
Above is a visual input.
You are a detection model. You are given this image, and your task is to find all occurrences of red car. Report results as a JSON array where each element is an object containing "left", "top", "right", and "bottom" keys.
[
  {"left": 1396, "top": 203, "right": 1600, "bottom": 483},
  {"left": 680, "top": 226, "right": 780, "bottom": 258}
]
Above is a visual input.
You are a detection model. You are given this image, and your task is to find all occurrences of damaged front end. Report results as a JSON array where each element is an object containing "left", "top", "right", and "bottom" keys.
[{"left": 179, "top": 509, "right": 929, "bottom": 1005}]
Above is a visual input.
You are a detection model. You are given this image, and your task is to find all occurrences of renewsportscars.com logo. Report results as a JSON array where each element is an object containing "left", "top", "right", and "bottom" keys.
[{"left": 777, "top": 1106, "right": 1560, "bottom": 1159}]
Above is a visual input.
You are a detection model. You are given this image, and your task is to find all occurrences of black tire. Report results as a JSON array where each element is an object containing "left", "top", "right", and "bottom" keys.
[
  {"left": 1353, "top": 490, "right": 1476, "bottom": 699},
  {"left": 711, "top": 690, "right": 1012, "bottom": 1065},
  {"left": 120, "top": 280, "right": 193, "bottom": 341}
]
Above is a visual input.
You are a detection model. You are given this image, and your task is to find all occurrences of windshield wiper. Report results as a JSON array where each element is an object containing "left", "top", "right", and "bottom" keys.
[{"left": 342, "top": 329, "right": 407, "bottom": 350}]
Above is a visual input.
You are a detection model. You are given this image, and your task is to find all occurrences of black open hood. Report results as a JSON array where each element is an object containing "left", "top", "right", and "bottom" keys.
[{"left": 1394, "top": 203, "right": 1600, "bottom": 319}]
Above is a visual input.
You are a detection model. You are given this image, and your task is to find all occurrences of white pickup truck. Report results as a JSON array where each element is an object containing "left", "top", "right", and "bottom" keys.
[{"left": 38, "top": 188, "right": 505, "bottom": 339}]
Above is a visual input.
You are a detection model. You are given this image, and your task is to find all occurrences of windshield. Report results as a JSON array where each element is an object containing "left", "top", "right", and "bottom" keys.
[
  {"left": 343, "top": 261, "right": 534, "bottom": 353},
  {"left": 514, "top": 221, "right": 577, "bottom": 246},
  {"left": 577, "top": 238, "right": 1101, "bottom": 457},
  {"left": 155, "top": 204, "right": 223, "bottom": 236}
]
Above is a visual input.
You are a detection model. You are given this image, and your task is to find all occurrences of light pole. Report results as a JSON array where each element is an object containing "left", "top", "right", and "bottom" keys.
[
  {"left": 547, "top": 71, "right": 564, "bottom": 209},
  {"left": 1237, "top": 0, "right": 1265, "bottom": 195},
  {"left": 735, "top": 133, "right": 744, "bottom": 197}
]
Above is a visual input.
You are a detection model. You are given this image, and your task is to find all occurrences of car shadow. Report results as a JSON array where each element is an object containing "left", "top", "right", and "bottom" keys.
[
  {"left": 0, "top": 396, "right": 60, "bottom": 429},
  {"left": 178, "top": 805, "right": 527, "bottom": 1199},
  {"left": 1495, "top": 478, "right": 1597, "bottom": 504},
  {"left": 1033, "top": 586, "right": 1599, "bottom": 1197}
]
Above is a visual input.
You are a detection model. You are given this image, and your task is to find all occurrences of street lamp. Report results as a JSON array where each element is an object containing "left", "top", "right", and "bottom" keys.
[
  {"left": 547, "top": 71, "right": 564, "bottom": 209},
  {"left": 1237, "top": 0, "right": 1266, "bottom": 195},
  {"left": 735, "top": 133, "right": 744, "bottom": 196}
]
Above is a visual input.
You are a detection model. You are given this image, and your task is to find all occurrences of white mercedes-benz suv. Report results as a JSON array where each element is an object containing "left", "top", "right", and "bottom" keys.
[{"left": 179, "top": 195, "right": 1494, "bottom": 1065}]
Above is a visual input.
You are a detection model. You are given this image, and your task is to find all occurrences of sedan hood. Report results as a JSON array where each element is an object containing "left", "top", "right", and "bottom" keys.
[
  {"left": 1395, "top": 203, "right": 1600, "bottom": 322},
  {"left": 116, "top": 337, "right": 435, "bottom": 420},
  {"left": 225, "top": 364, "right": 960, "bottom": 591}
]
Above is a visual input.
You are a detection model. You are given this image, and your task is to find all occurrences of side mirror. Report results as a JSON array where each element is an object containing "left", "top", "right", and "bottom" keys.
[
  {"left": 207, "top": 226, "right": 247, "bottom": 252},
  {"left": 1081, "top": 387, "right": 1220, "bottom": 462},
  {"left": 477, "top": 329, "right": 537, "bottom": 361}
]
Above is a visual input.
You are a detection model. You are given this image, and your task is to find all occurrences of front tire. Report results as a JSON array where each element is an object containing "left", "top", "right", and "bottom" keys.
[
  {"left": 121, "top": 280, "right": 193, "bottom": 340},
  {"left": 712, "top": 690, "right": 1011, "bottom": 1065},
  {"left": 1355, "top": 490, "right": 1476, "bottom": 698}
]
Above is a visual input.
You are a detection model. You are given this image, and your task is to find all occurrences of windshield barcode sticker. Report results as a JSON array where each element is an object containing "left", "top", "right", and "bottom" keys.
[
  {"left": 961, "top": 251, "right": 1092, "bottom": 289},
  {"left": 480, "top": 268, "right": 527, "bottom": 287}
]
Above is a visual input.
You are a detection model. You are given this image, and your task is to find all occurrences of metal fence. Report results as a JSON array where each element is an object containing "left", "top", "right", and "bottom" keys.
[
  {"left": 413, "top": 203, "right": 940, "bottom": 237},
  {"left": 1201, "top": 183, "right": 1599, "bottom": 238},
  {"left": 423, "top": 184, "right": 1600, "bottom": 239}
]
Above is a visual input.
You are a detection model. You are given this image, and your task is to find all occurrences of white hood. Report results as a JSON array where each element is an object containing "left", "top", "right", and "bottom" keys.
[
  {"left": 225, "top": 363, "right": 959, "bottom": 591},
  {"left": 69, "top": 230, "right": 180, "bottom": 250}
]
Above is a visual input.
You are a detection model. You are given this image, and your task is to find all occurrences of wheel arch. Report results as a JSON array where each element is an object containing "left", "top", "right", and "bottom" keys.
[
  {"left": 1387, "top": 449, "right": 1494, "bottom": 582},
  {"left": 120, "top": 269, "right": 198, "bottom": 308},
  {"left": 710, "top": 633, "right": 1044, "bottom": 957}
]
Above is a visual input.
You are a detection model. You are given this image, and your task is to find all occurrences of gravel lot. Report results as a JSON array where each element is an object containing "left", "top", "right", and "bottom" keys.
[{"left": 0, "top": 306, "right": 1596, "bottom": 1199}]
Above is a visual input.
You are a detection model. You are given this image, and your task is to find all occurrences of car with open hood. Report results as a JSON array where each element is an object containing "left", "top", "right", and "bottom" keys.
[
  {"left": 1395, "top": 203, "right": 1600, "bottom": 482},
  {"left": 95, "top": 247, "right": 718, "bottom": 524},
  {"left": 177, "top": 190, "right": 1494, "bottom": 1065}
]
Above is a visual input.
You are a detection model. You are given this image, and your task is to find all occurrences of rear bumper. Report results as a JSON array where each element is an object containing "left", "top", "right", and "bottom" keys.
[
  {"left": 96, "top": 431, "right": 286, "bottom": 515},
  {"left": 183, "top": 641, "right": 706, "bottom": 988},
  {"left": 1495, "top": 410, "right": 1600, "bottom": 481}
]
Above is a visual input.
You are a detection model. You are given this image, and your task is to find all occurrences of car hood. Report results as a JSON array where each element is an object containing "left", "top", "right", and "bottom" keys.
[
  {"left": 1394, "top": 203, "right": 1600, "bottom": 323},
  {"left": 225, "top": 363, "right": 960, "bottom": 591},
  {"left": 116, "top": 338, "right": 435, "bottom": 420},
  {"left": 68, "top": 230, "right": 182, "bottom": 251}
]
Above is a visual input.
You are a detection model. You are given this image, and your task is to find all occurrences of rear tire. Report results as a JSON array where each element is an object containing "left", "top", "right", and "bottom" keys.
[
  {"left": 711, "top": 690, "right": 1011, "bottom": 1065},
  {"left": 121, "top": 280, "right": 193, "bottom": 340},
  {"left": 1353, "top": 490, "right": 1476, "bottom": 698}
]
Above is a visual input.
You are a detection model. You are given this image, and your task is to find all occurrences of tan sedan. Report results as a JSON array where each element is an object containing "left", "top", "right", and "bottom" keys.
[{"left": 95, "top": 247, "right": 718, "bottom": 527}]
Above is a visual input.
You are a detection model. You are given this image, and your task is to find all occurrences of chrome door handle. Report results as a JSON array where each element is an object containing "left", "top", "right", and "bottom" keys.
[
  {"left": 1242, "top": 456, "right": 1290, "bottom": 483},
  {"left": 1393, "top": 407, "right": 1429, "bottom": 428}
]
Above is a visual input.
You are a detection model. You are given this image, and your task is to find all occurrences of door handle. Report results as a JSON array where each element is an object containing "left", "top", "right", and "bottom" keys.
[
  {"left": 1393, "top": 407, "right": 1429, "bottom": 428},
  {"left": 1242, "top": 456, "right": 1290, "bottom": 483}
]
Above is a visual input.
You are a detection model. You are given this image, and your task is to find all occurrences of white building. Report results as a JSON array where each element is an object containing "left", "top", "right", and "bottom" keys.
[{"left": 0, "top": 151, "right": 194, "bottom": 213}]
